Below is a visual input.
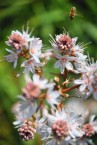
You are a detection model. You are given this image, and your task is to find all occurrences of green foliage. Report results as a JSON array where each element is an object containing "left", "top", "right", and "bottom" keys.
[{"left": 0, "top": 0, "right": 97, "bottom": 145}]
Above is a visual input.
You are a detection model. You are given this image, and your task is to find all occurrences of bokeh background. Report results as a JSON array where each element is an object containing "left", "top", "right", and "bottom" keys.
[{"left": 0, "top": 0, "right": 97, "bottom": 145}]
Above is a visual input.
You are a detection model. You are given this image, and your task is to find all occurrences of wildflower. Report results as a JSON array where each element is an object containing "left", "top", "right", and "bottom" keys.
[
  {"left": 39, "top": 109, "right": 84, "bottom": 145},
  {"left": 5, "top": 27, "right": 44, "bottom": 73},
  {"left": 6, "top": 27, "right": 32, "bottom": 50}
]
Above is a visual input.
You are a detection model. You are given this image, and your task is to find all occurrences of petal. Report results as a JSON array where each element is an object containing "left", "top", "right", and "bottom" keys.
[
  {"left": 33, "top": 54, "right": 40, "bottom": 63},
  {"left": 54, "top": 60, "right": 61, "bottom": 68},
  {"left": 74, "top": 79, "right": 84, "bottom": 84},
  {"left": 66, "top": 62, "right": 73, "bottom": 70},
  {"left": 14, "top": 59, "right": 17, "bottom": 68},
  {"left": 80, "top": 84, "right": 87, "bottom": 92}
]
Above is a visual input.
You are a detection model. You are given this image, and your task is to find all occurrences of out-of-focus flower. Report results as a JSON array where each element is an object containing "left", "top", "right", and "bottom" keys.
[
  {"left": 46, "top": 89, "right": 60, "bottom": 108},
  {"left": 39, "top": 109, "right": 84, "bottom": 145},
  {"left": 82, "top": 115, "right": 97, "bottom": 137},
  {"left": 22, "top": 82, "right": 40, "bottom": 99},
  {"left": 22, "top": 74, "right": 58, "bottom": 107},
  {"left": 31, "top": 74, "right": 55, "bottom": 90},
  {"left": 13, "top": 74, "right": 57, "bottom": 123}
]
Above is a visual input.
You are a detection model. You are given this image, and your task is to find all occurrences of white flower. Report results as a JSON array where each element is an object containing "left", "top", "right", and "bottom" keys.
[
  {"left": 74, "top": 74, "right": 94, "bottom": 92},
  {"left": 29, "top": 38, "right": 42, "bottom": 63},
  {"left": 32, "top": 74, "right": 55, "bottom": 90},
  {"left": 13, "top": 95, "right": 38, "bottom": 128},
  {"left": 54, "top": 54, "right": 75, "bottom": 73},
  {"left": 46, "top": 90, "right": 60, "bottom": 108},
  {"left": 39, "top": 109, "right": 84, "bottom": 145},
  {"left": 74, "top": 60, "right": 97, "bottom": 99},
  {"left": 25, "top": 74, "right": 55, "bottom": 91},
  {"left": 4, "top": 49, "right": 18, "bottom": 68},
  {"left": 21, "top": 58, "right": 43, "bottom": 74}
]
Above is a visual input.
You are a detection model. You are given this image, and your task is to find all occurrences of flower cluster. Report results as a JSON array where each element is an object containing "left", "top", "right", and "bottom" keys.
[
  {"left": 3, "top": 27, "right": 97, "bottom": 145},
  {"left": 5, "top": 27, "right": 44, "bottom": 74}
]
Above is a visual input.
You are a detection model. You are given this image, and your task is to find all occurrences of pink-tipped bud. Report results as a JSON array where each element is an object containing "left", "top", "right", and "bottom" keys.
[
  {"left": 82, "top": 123, "right": 94, "bottom": 137},
  {"left": 56, "top": 34, "right": 72, "bottom": 53},
  {"left": 18, "top": 120, "right": 36, "bottom": 141},
  {"left": 52, "top": 120, "right": 68, "bottom": 138}
]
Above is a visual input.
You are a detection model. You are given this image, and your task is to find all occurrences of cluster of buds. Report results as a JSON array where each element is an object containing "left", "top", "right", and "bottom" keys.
[
  {"left": 3, "top": 26, "right": 97, "bottom": 145},
  {"left": 18, "top": 120, "right": 36, "bottom": 141}
]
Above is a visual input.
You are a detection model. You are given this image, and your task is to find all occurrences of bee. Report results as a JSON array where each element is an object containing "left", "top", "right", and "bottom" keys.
[{"left": 69, "top": 7, "right": 77, "bottom": 20}]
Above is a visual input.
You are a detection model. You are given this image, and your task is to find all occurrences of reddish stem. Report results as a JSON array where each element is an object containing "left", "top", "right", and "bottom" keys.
[{"left": 61, "top": 84, "right": 80, "bottom": 93}]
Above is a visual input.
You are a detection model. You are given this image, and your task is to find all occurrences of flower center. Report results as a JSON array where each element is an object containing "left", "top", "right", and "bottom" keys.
[
  {"left": 56, "top": 35, "right": 72, "bottom": 53},
  {"left": 82, "top": 123, "right": 94, "bottom": 137},
  {"left": 18, "top": 120, "right": 36, "bottom": 141},
  {"left": 9, "top": 33, "right": 27, "bottom": 50},
  {"left": 52, "top": 120, "right": 68, "bottom": 138}
]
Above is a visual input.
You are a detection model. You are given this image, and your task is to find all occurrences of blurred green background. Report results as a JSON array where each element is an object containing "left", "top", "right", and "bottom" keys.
[{"left": 0, "top": 0, "right": 97, "bottom": 145}]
